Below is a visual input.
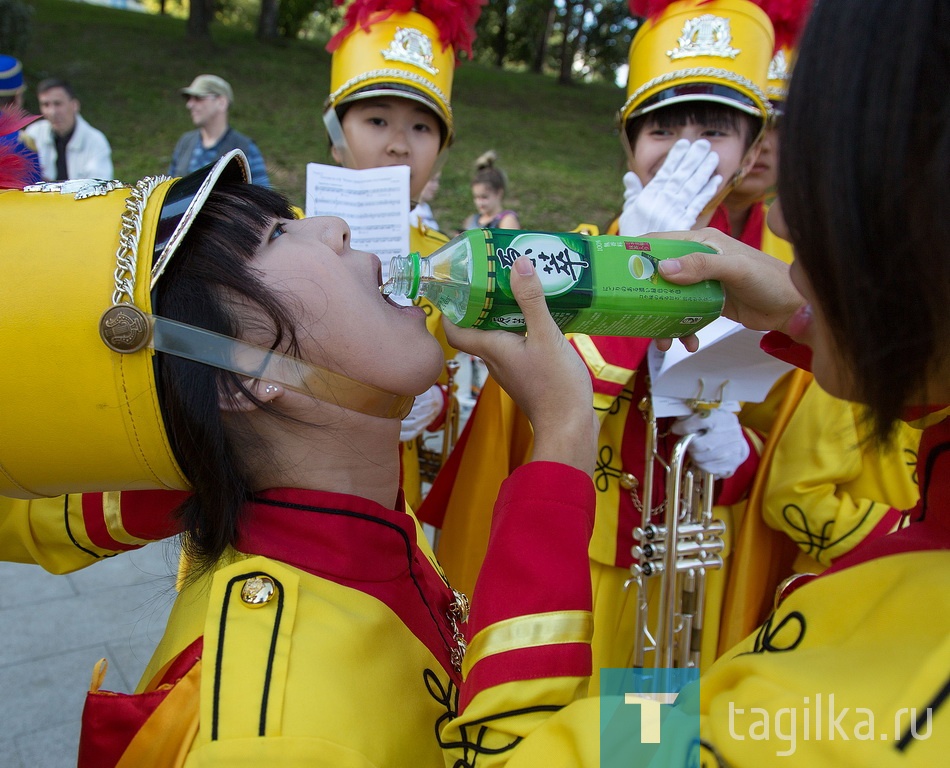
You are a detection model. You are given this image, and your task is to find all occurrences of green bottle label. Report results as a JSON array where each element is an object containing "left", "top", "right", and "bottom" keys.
[{"left": 459, "top": 230, "right": 722, "bottom": 337}]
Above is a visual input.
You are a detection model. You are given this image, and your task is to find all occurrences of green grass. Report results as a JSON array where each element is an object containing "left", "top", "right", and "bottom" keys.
[{"left": 20, "top": 0, "right": 629, "bottom": 232}]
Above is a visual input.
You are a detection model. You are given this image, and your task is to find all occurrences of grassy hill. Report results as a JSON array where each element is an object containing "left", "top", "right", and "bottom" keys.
[{"left": 19, "top": 0, "right": 629, "bottom": 232}]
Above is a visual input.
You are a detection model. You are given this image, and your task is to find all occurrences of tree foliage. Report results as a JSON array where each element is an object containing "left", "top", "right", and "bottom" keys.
[
  {"left": 472, "top": 0, "right": 637, "bottom": 84},
  {"left": 0, "top": 0, "right": 34, "bottom": 55},
  {"left": 174, "top": 0, "right": 636, "bottom": 84}
]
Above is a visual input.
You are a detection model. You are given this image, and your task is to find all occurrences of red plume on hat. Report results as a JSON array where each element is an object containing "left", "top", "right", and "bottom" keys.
[
  {"left": 757, "top": 0, "right": 812, "bottom": 49},
  {"left": 327, "top": 0, "right": 486, "bottom": 59},
  {"left": 629, "top": 0, "right": 715, "bottom": 20},
  {"left": 0, "top": 105, "right": 40, "bottom": 190}
]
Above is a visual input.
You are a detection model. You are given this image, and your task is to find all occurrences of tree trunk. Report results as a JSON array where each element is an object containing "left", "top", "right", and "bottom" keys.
[
  {"left": 531, "top": 1, "right": 555, "bottom": 74},
  {"left": 557, "top": 1, "right": 577, "bottom": 85},
  {"left": 257, "top": 0, "right": 280, "bottom": 41},
  {"left": 186, "top": 0, "right": 213, "bottom": 40},
  {"left": 493, "top": 1, "right": 509, "bottom": 66}
]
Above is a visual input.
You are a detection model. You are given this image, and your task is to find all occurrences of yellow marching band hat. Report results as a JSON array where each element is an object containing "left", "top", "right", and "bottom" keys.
[
  {"left": 621, "top": 0, "right": 776, "bottom": 129},
  {"left": 0, "top": 150, "right": 417, "bottom": 500},
  {"left": 762, "top": 0, "right": 813, "bottom": 112},
  {"left": 0, "top": 155, "right": 248, "bottom": 499},
  {"left": 323, "top": 0, "right": 485, "bottom": 154}
]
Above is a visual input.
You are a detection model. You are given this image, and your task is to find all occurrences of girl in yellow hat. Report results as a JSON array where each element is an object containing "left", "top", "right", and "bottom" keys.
[
  {"left": 322, "top": 0, "right": 486, "bottom": 512},
  {"left": 0, "top": 147, "right": 604, "bottom": 764},
  {"left": 421, "top": 0, "right": 777, "bottom": 690}
]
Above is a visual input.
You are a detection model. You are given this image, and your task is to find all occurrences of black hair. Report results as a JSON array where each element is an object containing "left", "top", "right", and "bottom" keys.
[
  {"left": 36, "top": 78, "right": 77, "bottom": 100},
  {"left": 155, "top": 182, "right": 299, "bottom": 572},
  {"left": 625, "top": 101, "right": 760, "bottom": 152},
  {"left": 780, "top": 0, "right": 950, "bottom": 440}
]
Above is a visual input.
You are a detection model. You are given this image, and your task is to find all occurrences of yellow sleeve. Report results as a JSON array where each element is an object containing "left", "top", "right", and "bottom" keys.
[
  {"left": 763, "top": 383, "right": 921, "bottom": 568},
  {"left": 0, "top": 494, "right": 103, "bottom": 573},
  {"left": 0, "top": 490, "right": 182, "bottom": 573}
]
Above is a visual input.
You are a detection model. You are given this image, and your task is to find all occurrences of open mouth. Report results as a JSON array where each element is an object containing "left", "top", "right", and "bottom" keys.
[{"left": 377, "top": 257, "right": 403, "bottom": 307}]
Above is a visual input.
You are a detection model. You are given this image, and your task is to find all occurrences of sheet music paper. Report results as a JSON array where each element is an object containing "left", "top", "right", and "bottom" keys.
[
  {"left": 648, "top": 316, "right": 795, "bottom": 417},
  {"left": 305, "top": 163, "right": 411, "bottom": 286}
]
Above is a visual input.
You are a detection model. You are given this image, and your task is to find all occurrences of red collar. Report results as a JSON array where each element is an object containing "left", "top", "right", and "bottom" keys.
[
  {"left": 708, "top": 201, "right": 765, "bottom": 249},
  {"left": 233, "top": 488, "right": 463, "bottom": 681},
  {"left": 236, "top": 488, "right": 417, "bottom": 582}
]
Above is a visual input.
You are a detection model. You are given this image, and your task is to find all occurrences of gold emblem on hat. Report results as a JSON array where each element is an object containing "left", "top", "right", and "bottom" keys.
[
  {"left": 99, "top": 304, "right": 151, "bottom": 353},
  {"left": 768, "top": 48, "right": 788, "bottom": 84},
  {"left": 668, "top": 14, "right": 741, "bottom": 60},
  {"left": 23, "top": 179, "right": 126, "bottom": 199},
  {"left": 381, "top": 27, "right": 439, "bottom": 75},
  {"left": 241, "top": 575, "right": 277, "bottom": 606}
]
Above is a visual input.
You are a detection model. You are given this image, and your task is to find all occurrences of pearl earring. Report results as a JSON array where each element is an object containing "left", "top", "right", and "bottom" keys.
[{"left": 264, "top": 384, "right": 279, "bottom": 396}]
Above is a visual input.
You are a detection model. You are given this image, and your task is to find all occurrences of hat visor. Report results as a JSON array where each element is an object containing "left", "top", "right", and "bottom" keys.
[
  {"left": 631, "top": 83, "right": 765, "bottom": 121},
  {"left": 150, "top": 149, "right": 250, "bottom": 289}
]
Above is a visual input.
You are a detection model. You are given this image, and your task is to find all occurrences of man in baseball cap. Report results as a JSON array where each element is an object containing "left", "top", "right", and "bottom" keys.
[
  {"left": 179, "top": 73, "right": 233, "bottom": 102},
  {"left": 169, "top": 73, "right": 269, "bottom": 185}
]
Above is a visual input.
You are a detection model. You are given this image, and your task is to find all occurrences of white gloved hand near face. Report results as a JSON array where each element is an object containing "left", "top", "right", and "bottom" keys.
[
  {"left": 399, "top": 384, "right": 446, "bottom": 442},
  {"left": 619, "top": 139, "right": 722, "bottom": 237},
  {"left": 671, "top": 408, "right": 749, "bottom": 479}
]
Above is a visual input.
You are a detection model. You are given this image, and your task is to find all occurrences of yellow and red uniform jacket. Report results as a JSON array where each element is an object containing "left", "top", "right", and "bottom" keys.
[
  {"left": 78, "top": 462, "right": 599, "bottom": 767},
  {"left": 423, "top": 343, "right": 950, "bottom": 767},
  {"left": 0, "top": 490, "right": 185, "bottom": 573}
]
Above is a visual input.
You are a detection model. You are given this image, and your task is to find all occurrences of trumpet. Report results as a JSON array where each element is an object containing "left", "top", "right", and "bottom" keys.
[
  {"left": 625, "top": 394, "right": 726, "bottom": 669},
  {"left": 417, "top": 358, "right": 461, "bottom": 487}
]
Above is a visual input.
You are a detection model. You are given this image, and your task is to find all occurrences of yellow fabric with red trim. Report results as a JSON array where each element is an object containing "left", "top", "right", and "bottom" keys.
[
  {"left": 0, "top": 492, "right": 168, "bottom": 573},
  {"left": 94, "top": 465, "right": 600, "bottom": 767},
  {"left": 763, "top": 382, "right": 921, "bottom": 572},
  {"left": 700, "top": 551, "right": 950, "bottom": 766}
]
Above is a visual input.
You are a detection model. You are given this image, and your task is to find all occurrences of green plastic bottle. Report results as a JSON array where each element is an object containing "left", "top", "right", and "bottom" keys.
[{"left": 383, "top": 229, "right": 723, "bottom": 337}]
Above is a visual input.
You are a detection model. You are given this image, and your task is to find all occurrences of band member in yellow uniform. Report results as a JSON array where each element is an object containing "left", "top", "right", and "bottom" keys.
[
  {"left": 650, "top": 0, "right": 950, "bottom": 759},
  {"left": 0, "top": 0, "right": 476, "bottom": 568},
  {"left": 421, "top": 0, "right": 776, "bottom": 687},
  {"left": 0, "top": 147, "right": 608, "bottom": 765},
  {"left": 323, "top": 0, "right": 482, "bottom": 510},
  {"left": 713, "top": 0, "right": 923, "bottom": 653},
  {"left": 430, "top": 1, "right": 950, "bottom": 761}
]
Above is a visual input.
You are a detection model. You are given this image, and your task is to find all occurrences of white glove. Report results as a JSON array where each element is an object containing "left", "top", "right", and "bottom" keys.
[
  {"left": 671, "top": 408, "right": 749, "bottom": 479},
  {"left": 618, "top": 139, "right": 722, "bottom": 236},
  {"left": 400, "top": 384, "right": 446, "bottom": 442}
]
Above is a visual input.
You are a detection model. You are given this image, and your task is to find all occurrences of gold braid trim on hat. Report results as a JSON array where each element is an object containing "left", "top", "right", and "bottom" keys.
[
  {"left": 326, "top": 67, "right": 453, "bottom": 117},
  {"left": 622, "top": 66, "right": 773, "bottom": 120},
  {"left": 111, "top": 176, "right": 169, "bottom": 306}
]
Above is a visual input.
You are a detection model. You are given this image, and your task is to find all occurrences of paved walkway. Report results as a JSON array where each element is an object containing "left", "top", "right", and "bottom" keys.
[{"left": 0, "top": 542, "right": 179, "bottom": 767}]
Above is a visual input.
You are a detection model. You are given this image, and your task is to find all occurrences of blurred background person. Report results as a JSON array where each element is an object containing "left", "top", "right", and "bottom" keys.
[
  {"left": 169, "top": 74, "right": 269, "bottom": 186},
  {"left": 0, "top": 53, "right": 40, "bottom": 185},
  {"left": 461, "top": 150, "right": 520, "bottom": 230},
  {"left": 23, "top": 77, "right": 112, "bottom": 181}
]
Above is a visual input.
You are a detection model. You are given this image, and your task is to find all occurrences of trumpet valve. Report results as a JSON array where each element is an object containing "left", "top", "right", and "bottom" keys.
[{"left": 634, "top": 523, "right": 663, "bottom": 542}]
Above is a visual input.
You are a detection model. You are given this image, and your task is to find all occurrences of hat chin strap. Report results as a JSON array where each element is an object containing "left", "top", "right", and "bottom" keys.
[
  {"left": 323, "top": 109, "right": 357, "bottom": 170},
  {"left": 149, "top": 315, "right": 414, "bottom": 420}
]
